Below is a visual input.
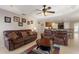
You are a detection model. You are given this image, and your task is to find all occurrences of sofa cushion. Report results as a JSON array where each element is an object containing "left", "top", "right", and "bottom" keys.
[
  {"left": 29, "top": 32, "right": 33, "bottom": 35},
  {"left": 55, "top": 32, "right": 67, "bottom": 38},
  {"left": 8, "top": 32, "right": 18, "bottom": 39},
  {"left": 27, "top": 31, "right": 33, "bottom": 35},
  {"left": 21, "top": 31, "right": 28, "bottom": 38},
  {"left": 13, "top": 38, "right": 24, "bottom": 44}
]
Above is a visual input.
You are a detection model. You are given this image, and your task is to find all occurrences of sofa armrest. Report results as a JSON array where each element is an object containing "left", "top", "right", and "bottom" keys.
[{"left": 4, "top": 38, "right": 15, "bottom": 51}]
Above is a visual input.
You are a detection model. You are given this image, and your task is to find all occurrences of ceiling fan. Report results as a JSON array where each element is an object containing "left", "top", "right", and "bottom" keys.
[{"left": 36, "top": 5, "right": 55, "bottom": 16}]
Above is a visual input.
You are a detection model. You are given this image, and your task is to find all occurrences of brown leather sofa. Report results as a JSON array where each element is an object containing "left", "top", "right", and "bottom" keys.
[
  {"left": 3, "top": 29, "right": 37, "bottom": 51},
  {"left": 53, "top": 31, "right": 68, "bottom": 46},
  {"left": 41, "top": 29, "right": 68, "bottom": 46}
]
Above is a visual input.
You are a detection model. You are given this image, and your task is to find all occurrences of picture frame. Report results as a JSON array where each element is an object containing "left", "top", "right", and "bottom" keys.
[
  {"left": 18, "top": 22, "right": 23, "bottom": 26},
  {"left": 30, "top": 20, "right": 33, "bottom": 24},
  {"left": 22, "top": 18, "right": 26, "bottom": 23},
  {"left": 27, "top": 21, "right": 30, "bottom": 25},
  {"left": 13, "top": 16, "right": 20, "bottom": 22},
  {"left": 4, "top": 16, "right": 11, "bottom": 23}
]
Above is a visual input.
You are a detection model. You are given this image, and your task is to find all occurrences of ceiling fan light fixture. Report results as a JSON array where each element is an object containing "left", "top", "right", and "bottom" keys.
[
  {"left": 36, "top": 5, "right": 55, "bottom": 16},
  {"left": 43, "top": 5, "right": 46, "bottom": 7}
]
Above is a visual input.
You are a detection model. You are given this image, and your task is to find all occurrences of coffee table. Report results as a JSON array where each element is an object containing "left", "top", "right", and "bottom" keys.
[{"left": 51, "top": 44, "right": 60, "bottom": 54}]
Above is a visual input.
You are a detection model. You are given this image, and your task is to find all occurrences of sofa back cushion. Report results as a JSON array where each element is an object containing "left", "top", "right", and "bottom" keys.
[
  {"left": 4, "top": 29, "right": 37, "bottom": 40},
  {"left": 54, "top": 31, "right": 67, "bottom": 38},
  {"left": 8, "top": 32, "right": 18, "bottom": 39},
  {"left": 21, "top": 31, "right": 28, "bottom": 38},
  {"left": 28, "top": 31, "right": 34, "bottom": 35},
  {"left": 44, "top": 29, "right": 52, "bottom": 36}
]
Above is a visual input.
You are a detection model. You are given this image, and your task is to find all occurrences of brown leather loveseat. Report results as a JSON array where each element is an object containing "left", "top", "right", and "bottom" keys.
[
  {"left": 3, "top": 29, "right": 37, "bottom": 51},
  {"left": 41, "top": 29, "right": 68, "bottom": 46}
]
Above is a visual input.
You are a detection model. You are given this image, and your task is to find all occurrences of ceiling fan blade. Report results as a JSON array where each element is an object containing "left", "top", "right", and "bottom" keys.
[
  {"left": 47, "top": 7, "right": 51, "bottom": 10},
  {"left": 47, "top": 11, "right": 55, "bottom": 13},
  {"left": 36, "top": 9, "right": 41, "bottom": 11}
]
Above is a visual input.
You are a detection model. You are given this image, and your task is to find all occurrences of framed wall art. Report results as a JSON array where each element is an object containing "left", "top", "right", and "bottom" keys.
[
  {"left": 30, "top": 20, "right": 33, "bottom": 24},
  {"left": 18, "top": 22, "right": 23, "bottom": 26},
  {"left": 27, "top": 21, "right": 30, "bottom": 25},
  {"left": 13, "top": 16, "right": 20, "bottom": 22},
  {"left": 22, "top": 18, "right": 26, "bottom": 23},
  {"left": 4, "top": 16, "right": 11, "bottom": 23}
]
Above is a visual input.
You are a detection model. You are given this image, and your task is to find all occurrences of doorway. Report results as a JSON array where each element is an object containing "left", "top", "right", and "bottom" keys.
[
  {"left": 74, "top": 23, "right": 79, "bottom": 33},
  {"left": 74, "top": 23, "right": 79, "bottom": 41}
]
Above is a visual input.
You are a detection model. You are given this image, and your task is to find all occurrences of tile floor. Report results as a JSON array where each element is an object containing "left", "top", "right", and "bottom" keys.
[
  {"left": 0, "top": 33, "right": 79, "bottom": 54},
  {"left": 60, "top": 33, "right": 79, "bottom": 54}
]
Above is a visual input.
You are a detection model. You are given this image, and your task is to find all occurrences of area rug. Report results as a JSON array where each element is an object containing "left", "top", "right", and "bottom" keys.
[
  {"left": 21, "top": 45, "right": 60, "bottom": 54},
  {"left": 21, "top": 44, "right": 37, "bottom": 54}
]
